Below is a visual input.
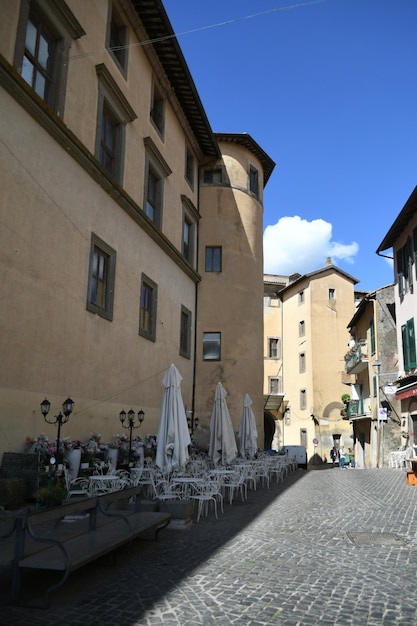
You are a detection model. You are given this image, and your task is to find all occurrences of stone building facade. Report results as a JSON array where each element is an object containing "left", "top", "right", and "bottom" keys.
[
  {"left": 264, "top": 260, "right": 358, "bottom": 463},
  {"left": 0, "top": 0, "right": 274, "bottom": 456},
  {"left": 377, "top": 187, "right": 417, "bottom": 444}
]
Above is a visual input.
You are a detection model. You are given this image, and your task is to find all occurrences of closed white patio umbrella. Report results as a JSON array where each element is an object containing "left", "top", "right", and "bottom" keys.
[
  {"left": 156, "top": 364, "right": 191, "bottom": 472},
  {"left": 208, "top": 382, "right": 237, "bottom": 465},
  {"left": 238, "top": 394, "right": 258, "bottom": 459}
]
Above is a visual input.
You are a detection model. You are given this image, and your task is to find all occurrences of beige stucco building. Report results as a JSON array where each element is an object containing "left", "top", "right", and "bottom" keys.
[
  {"left": 343, "top": 286, "right": 400, "bottom": 468},
  {"left": 264, "top": 260, "right": 358, "bottom": 463},
  {"left": 195, "top": 134, "right": 274, "bottom": 444},
  {"left": 0, "top": 0, "right": 274, "bottom": 457},
  {"left": 377, "top": 187, "right": 417, "bottom": 444}
]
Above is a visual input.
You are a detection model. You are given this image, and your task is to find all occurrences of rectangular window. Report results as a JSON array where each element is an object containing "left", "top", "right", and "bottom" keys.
[
  {"left": 139, "top": 275, "right": 157, "bottom": 341},
  {"left": 396, "top": 238, "right": 413, "bottom": 296},
  {"left": 203, "top": 332, "right": 221, "bottom": 361},
  {"left": 16, "top": 2, "right": 84, "bottom": 115},
  {"left": 143, "top": 137, "right": 171, "bottom": 229},
  {"left": 150, "top": 82, "right": 164, "bottom": 135},
  {"left": 146, "top": 166, "right": 161, "bottom": 223},
  {"left": 95, "top": 64, "right": 136, "bottom": 184},
  {"left": 182, "top": 209, "right": 196, "bottom": 266},
  {"left": 298, "top": 290, "right": 305, "bottom": 304},
  {"left": 203, "top": 168, "right": 223, "bottom": 184},
  {"left": 269, "top": 377, "right": 281, "bottom": 394},
  {"left": 329, "top": 288, "right": 335, "bottom": 300},
  {"left": 268, "top": 338, "right": 280, "bottom": 359},
  {"left": 299, "top": 320, "right": 305, "bottom": 337},
  {"left": 185, "top": 147, "right": 194, "bottom": 188},
  {"left": 402, "top": 318, "right": 417, "bottom": 371},
  {"left": 300, "top": 429, "right": 307, "bottom": 448},
  {"left": 205, "top": 246, "right": 222, "bottom": 272},
  {"left": 100, "top": 103, "right": 118, "bottom": 176},
  {"left": 414, "top": 227, "right": 417, "bottom": 280},
  {"left": 22, "top": 11, "right": 55, "bottom": 102},
  {"left": 180, "top": 306, "right": 192, "bottom": 359},
  {"left": 299, "top": 352, "right": 306, "bottom": 373},
  {"left": 300, "top": 389, "right": 307, "bottom": 410},
  {"left": 183, "top": 217, "right": 191, "bottom": 261},
  {"left": 87, "top": 234, "right": 116, "bottom": 321},
  {"left": 249, "top": 166, "right": 259, "bottom": 197},
  {"left": 106, "top": 4, "right": 128, "bottom": 74}
]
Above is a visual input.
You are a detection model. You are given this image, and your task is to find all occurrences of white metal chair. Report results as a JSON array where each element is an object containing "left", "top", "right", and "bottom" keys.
[
  {"left": 221, "top": 470, "right": 247, "bottom": 505},
  {"left": 190, "top": 478, "right": 224, "bottom": 522},
  {"left": 63, "top": 468, "right": 90, "bottom": 498}
]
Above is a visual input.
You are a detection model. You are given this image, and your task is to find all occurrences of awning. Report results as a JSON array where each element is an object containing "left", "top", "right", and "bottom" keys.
[
  {"left": 263, "top": 393, "right": 284, "bottom": 411},
  {"left": 396, "top": 384, "right": 417, "bottom": 401}
]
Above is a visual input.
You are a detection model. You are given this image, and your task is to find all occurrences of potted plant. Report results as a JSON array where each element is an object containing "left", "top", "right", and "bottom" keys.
[
  {"left": 36, "top": 478, "right": 66, "bottom": 507},
  {"left": 144, "top": 434, "right": 158, "bottom": 460}
]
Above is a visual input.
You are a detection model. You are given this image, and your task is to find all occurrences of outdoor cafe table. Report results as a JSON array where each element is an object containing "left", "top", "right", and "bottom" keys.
[
  {"left": 171, "top": 476, "right": 205, "bottom": 498},
  {"left": 208, "top": 468, "right": 237, "bottom": 491},
  {"left": 88, "top": 475, "right": 123, "bottom": 494}
]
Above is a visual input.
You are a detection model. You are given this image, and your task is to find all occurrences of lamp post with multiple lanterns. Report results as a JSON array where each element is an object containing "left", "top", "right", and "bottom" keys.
[
  {"left": 119, "top": 409, "right": 145, "bottom": 466},
  {"left": 40, "top": 397, "right": 74, "bottom": 463}
]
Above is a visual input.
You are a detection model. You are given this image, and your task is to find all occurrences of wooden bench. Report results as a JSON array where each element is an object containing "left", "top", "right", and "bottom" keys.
[{"left": 2, "top": 485, "right": 170, "bottom": 607}]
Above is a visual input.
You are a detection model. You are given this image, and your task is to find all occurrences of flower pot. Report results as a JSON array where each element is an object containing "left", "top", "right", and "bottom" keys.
[{"left": 64, "top": 448, "right": 81, "bottom": 480}]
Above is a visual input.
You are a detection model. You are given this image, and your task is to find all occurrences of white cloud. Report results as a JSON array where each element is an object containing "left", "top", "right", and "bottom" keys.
[{"left": 263, "top": 215, "right": 359, "bottom": 275}]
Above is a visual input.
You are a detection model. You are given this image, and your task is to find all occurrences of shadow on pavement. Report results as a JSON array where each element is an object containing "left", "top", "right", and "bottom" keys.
[{"left": 0, "top": 468, "right": 309, "bottom": 621}]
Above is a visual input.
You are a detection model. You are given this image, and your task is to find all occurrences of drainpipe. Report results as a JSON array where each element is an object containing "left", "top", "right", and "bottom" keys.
[{"left": 190, "top": 168, "right": 202, "bottom": 424}]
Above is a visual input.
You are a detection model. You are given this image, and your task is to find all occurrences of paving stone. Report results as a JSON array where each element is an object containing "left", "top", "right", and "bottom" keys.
[{"left": 1, "top": 467, "right": 417, "bottom": 624}]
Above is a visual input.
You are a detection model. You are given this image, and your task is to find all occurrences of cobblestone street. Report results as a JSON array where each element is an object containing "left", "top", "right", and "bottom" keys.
[{"left": 1, "top": 467, "right": 416, "bottom": 625}]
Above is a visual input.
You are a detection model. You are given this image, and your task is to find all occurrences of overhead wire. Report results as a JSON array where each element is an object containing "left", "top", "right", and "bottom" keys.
[{"left": 70, "top": 0, "right": 328, "bottom": 60}]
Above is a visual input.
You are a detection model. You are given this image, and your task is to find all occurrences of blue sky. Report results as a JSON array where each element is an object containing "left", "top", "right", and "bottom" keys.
[{"left": 163, "top": 0, "right": 417, "bottom": 291}]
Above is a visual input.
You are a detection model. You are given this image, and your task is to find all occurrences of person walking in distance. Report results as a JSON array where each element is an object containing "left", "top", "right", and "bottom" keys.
[
  {"left": 339, "top": 446, "right": 346, "bottom": 469},
  {"left": 330, "top": 446, "right": 337, "bottom": 468}
]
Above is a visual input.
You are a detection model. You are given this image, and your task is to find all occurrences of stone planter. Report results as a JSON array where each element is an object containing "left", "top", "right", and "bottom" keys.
[
  {"left": 107, "top": 448, "right": 119, "bottom": 468},
  {"left": 161, "top": 499, "right": 194, "bottom": 528},
  {"left": 64, "top": 448, "right": 81, "bottom": 480}
]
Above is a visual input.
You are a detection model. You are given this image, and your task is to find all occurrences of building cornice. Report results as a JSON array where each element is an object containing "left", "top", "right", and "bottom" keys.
[
  {"left": 131, "top": 0, "right": 220, "bottom": 161},
  {"left": 215, "top": 132, "right": 276, "bottom": 185},
  {"left": 376, "top": 186, "right": 417, "bottom": 253}
]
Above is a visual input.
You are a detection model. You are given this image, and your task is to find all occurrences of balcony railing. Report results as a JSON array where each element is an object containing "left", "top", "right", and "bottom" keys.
[
  {"left": 344, "top": 342, "right": 368, "bottom": 374},
  {"left": 346, "top": 397, "right": 372, "bottom": 418}
]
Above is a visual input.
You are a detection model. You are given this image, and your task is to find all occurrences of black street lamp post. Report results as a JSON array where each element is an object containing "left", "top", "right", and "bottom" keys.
[
  {"left": 40, "top": 397, "right": 74, "bottom": 463},
  {"left": 119, "top": 409, "right": 144, "bottom": 466},
  {"left": 186, "top": 410, "right": 199, "bottom": 436}
]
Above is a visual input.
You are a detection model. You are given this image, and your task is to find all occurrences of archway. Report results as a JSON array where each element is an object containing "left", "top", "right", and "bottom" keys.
[{"left": 264, "top": 411, "right": 276, "bottom": 450}]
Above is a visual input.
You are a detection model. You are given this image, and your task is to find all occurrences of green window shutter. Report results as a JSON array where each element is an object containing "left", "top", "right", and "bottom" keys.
[
  {"left": 370, "top": 317, "right": 375, "bottom": 355},
  {"left": 408, "top": 318, "right": 416, "bottom": 369}
]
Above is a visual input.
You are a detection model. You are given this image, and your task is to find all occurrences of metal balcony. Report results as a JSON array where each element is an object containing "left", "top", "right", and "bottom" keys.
[
  {"left": 345, "top": 397, "right": 372, "bottom": 418},
  {"left": 344, "top": 342, "right": 369, "bottom": 374}
]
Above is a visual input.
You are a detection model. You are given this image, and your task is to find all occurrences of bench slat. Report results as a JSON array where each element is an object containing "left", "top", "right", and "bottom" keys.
[
  {"left": 7, "top": 485, "right": 171, "bottom": 607},
  {"left": 19, "top": 512, "right": 170, "bottom": 571}
]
